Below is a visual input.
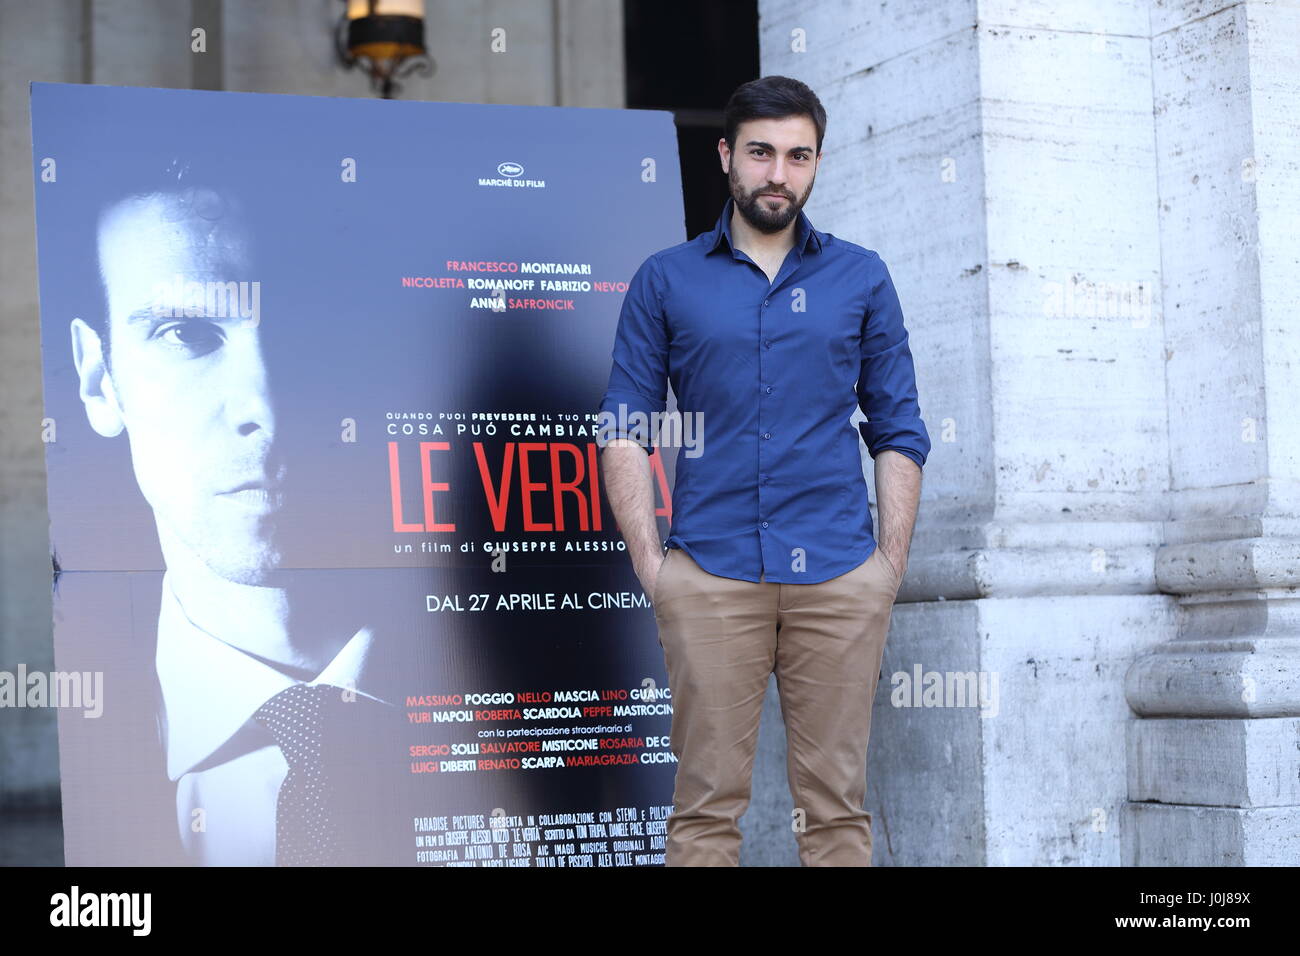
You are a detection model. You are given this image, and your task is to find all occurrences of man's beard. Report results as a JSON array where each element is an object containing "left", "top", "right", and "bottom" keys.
[{"left": 730, "top": 165, "right": 812, "bottom": 234}]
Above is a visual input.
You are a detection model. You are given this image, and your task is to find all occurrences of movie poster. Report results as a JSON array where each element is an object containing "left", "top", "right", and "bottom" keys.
[{"left": 30, "top": 82, "right": 683, "bottom": 866}]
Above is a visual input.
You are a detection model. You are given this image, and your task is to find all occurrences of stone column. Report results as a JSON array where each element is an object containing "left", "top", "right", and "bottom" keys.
[
  {"left": 0, "top": 0, "right": 194, "bottom": 808},
  {"left": 1123, "top": 0, "right": 1300, "bottom": 866},
  {"left": 751, "top": 0, "right": 1213, "bottom": 865},
  {"left": 0, "top": 0, "right": 83, "bottom": 812}
]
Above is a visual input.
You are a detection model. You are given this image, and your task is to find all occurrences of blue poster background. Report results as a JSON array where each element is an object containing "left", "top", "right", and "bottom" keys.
[{"left": 31, "top": 82, "right": 683, "bottom": 866}]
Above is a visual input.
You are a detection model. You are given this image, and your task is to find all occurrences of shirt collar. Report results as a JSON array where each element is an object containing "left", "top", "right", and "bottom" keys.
[
  {"left": 155, "top": 571, "right": 393, "bottom": 781},
  {"left": 706, "top": 194, "right": 823, "bottom": 257}
]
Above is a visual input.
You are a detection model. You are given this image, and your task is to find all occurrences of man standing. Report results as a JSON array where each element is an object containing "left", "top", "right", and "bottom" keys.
[{"left": 598, "top": 76, "right": 929, "bottom": 866}]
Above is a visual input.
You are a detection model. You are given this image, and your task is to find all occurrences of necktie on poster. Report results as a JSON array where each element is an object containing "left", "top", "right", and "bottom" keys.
[{"left": 254, "top": 683, "right": 343, "bottom": 867}]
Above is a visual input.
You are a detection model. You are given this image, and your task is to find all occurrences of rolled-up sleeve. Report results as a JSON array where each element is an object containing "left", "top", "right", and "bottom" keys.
[
  {"left": 856, "top": 254, "right": 930, "bottom": 469},
  {"left": 597, "top": 254, "right": 668, "bottom": 453}
]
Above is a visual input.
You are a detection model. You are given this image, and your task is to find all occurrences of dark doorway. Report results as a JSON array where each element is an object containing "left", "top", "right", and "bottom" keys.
[{"left": 624, "top": 1, "right": 760, "bottom": 240}]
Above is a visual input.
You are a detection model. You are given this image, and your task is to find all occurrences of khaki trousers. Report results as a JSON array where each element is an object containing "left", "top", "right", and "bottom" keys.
[{"left": 652, "top": 545, "right": 901, "bottom": 866}]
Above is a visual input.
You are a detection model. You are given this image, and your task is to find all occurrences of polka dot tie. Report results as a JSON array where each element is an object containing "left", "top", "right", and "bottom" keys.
[{"left": 254, "top": 683, "right": 344, "bottom": 866}]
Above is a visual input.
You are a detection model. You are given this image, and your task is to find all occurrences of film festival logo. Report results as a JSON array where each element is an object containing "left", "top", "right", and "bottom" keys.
[
  {"left": 595, "top": 403, "right": 705, "bottom": 459},
  {"left": 151, "top": 273, "right": 262, "bottom": 326}
]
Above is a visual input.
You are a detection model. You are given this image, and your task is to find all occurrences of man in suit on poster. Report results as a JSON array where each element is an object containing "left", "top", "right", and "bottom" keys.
[{"left": 66, "top": 166, "right": 418, "bottom": 865}]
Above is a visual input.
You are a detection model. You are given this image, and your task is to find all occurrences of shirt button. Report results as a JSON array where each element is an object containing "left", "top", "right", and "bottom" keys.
[
  {"left": 764, "top": 340, "right": 771, "bottom": 349},
  {"left": 765, "top": 385, "right": 773, "bottom": 393},
  {"left": 763, "top": 299, "right": 769, "bottom": 307},
  {"left": 763, "top": 432, "right": 771, "bottom": 440},
  {"left": 761, "top": 521, "right": 769, "bottom": 529}
]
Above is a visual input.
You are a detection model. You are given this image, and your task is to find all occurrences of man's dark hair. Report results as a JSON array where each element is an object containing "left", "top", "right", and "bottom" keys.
[
  {"left": 723, "top": 75, "right": 827, "bottom": 155},
  {"left": 89, "top": 157, "right": 232, "bottom": 374}
]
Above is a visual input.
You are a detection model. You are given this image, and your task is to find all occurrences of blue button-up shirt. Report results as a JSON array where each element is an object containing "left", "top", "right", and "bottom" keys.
[{"left": 598, "top": 195, "right": 930, "bottom": 584}]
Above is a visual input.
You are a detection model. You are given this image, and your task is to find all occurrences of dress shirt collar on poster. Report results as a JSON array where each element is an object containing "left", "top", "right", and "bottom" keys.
[{"left": 154, "top": 570, "right": 394, "bottom": 781}]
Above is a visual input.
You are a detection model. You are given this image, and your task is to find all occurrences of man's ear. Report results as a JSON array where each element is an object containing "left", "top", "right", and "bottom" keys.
[
  {"left": 70, "top": 317, "right": 125, "bottom": 437},
  {"left": 718, "top": 136, "right": 731, "bottom": 174}
]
